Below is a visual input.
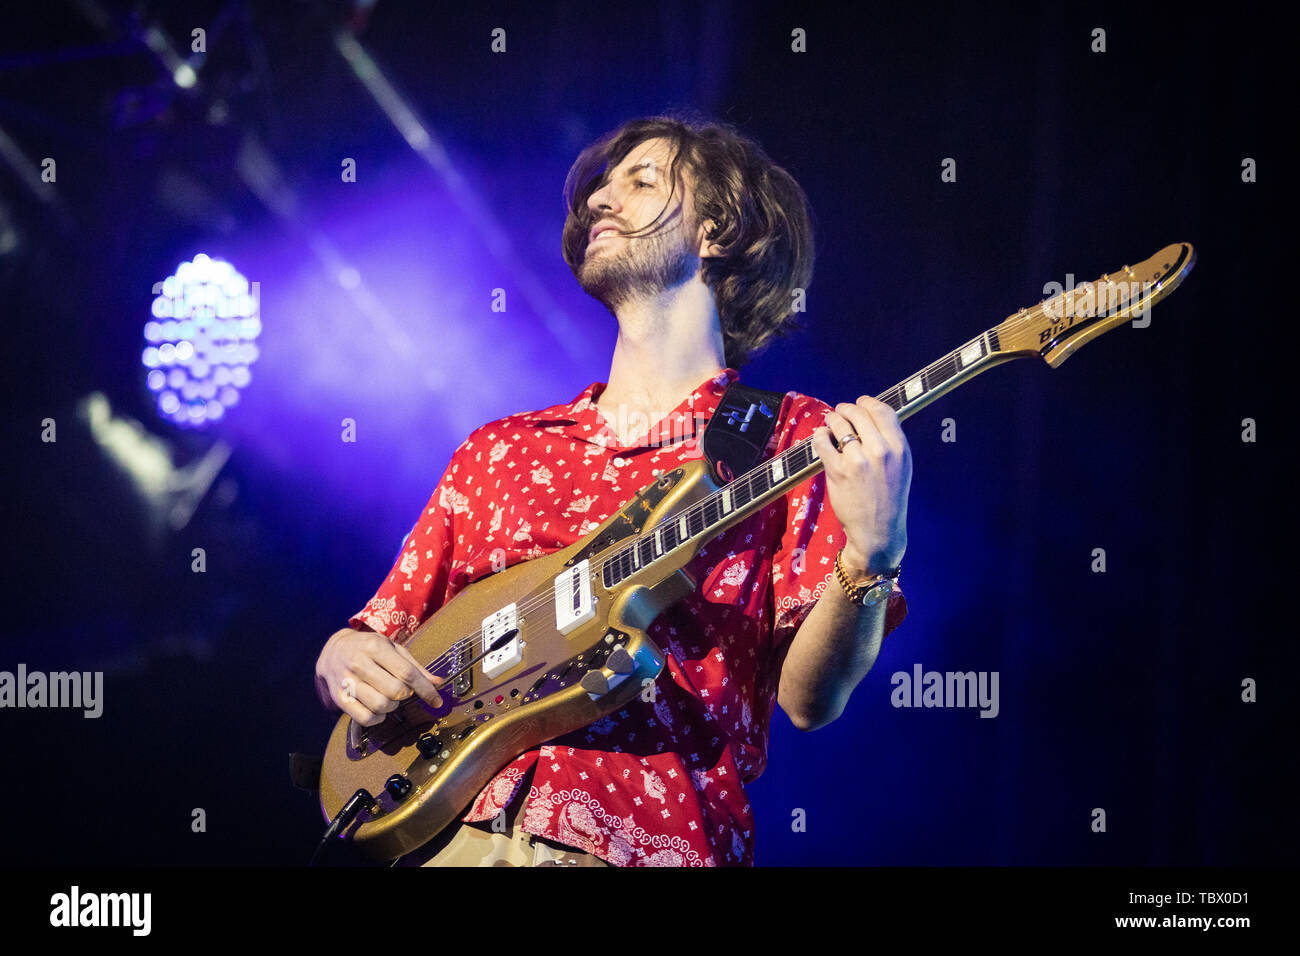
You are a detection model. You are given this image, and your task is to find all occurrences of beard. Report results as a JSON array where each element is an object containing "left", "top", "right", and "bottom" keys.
[{"left": 576, "top": 222, "right": 699, "bottom": 311}]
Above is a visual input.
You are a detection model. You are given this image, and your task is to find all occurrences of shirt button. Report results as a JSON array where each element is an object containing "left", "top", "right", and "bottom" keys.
[{"left": 613, "top": 457, "right": 627, "bottom": 467}]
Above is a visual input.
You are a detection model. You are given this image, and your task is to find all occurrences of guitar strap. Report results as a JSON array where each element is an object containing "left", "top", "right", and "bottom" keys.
[
  {"left": 701, "top": 381, "right": 788, "bottom": 485},
  {"left": 288, "top": 752, "right": 323, "bottom": 792}
]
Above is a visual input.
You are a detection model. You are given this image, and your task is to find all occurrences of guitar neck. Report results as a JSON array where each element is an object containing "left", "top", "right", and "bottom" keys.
[{"left": 598, "top": 327, "right": 1020, "bottom": 588}]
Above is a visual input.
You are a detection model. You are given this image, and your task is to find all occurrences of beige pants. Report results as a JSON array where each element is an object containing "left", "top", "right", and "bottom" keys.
[{"left": 397, "top": 779, "right": 610, "bottom": 868}]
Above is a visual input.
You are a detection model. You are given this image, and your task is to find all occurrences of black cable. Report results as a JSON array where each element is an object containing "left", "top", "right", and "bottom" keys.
[{"left": 309, "top": 788, "right": 375, "bottom": 866}]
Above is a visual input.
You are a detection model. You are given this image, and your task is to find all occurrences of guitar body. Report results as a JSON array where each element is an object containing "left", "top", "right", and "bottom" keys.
[{"left": 319, "top": 456, "right": 725, "bottom": 860}]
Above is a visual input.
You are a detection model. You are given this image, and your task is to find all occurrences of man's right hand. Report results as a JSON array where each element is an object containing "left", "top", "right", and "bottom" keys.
[{"left": 315, "top": 627, "right": 445, "bottom": 727}]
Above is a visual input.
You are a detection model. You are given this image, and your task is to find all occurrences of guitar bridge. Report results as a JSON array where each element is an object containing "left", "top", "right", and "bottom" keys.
[{"left": 453, "top": 640, "right": 473, "bottom": 697}]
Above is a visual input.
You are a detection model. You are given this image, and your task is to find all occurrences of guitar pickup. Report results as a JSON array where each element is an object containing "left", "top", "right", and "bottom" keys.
[
  {"left": 553, "top": 559, "right": 596, "bottom": 634},
  {"left": 480, "top": 604, "right": 522, "bottom": 679}
]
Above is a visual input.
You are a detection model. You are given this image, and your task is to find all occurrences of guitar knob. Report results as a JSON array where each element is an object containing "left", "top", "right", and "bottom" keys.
[
  {"left": 386, "top": 774, "right": 413, "bottom": 801},
  {"left": 417, "top": 732, "right": 442, "bottom": 758},
  {"left": 606, "top": 646, "right": 634, "bottom": 674}
]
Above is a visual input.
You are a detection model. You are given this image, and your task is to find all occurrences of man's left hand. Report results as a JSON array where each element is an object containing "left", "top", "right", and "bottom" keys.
[{"left": 811, "top": 396, "right": 912, "bottom": 574}]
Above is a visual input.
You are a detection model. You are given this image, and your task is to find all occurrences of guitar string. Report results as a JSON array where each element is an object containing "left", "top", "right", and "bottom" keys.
[{"left": 387, "top": 287, "right": 1163, "bottom": 715}]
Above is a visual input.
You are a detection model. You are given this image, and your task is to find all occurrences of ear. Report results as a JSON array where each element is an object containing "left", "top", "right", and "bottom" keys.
[{"left": 697, "top": 219, "right": 725, "bottom": 259}]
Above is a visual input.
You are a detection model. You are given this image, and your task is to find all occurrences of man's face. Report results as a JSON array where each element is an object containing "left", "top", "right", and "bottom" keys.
[{"left": 576, "top": 136, "right": 707, "bottom": 311}]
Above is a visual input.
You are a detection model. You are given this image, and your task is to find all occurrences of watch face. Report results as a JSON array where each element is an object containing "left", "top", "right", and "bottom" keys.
[{"left": 863, "top": 581, "right": 894, "bottom": 607}]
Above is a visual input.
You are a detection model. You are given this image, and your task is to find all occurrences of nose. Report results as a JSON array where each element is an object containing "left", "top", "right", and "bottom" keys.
[{"left": 587, "top": 179, "right": 620, "bottom": 218}]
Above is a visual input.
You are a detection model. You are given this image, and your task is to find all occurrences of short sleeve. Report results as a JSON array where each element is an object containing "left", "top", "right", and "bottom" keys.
[
  {"left": 769, "top": 394, "right": 907, "bottom": 648},
  {"left": 348, "top": 456, "right": 460, "bottom": 640}
]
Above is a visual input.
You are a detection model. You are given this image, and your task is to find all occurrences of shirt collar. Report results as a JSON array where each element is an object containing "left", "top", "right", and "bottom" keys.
[{"left": 521, "top": 366, "right": 741, "bottom": 452}]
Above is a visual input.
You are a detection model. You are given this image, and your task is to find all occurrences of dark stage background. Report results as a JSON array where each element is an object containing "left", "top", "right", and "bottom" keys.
[{"left": 0, "top": 1, "right": 1292, "bottom": 867}]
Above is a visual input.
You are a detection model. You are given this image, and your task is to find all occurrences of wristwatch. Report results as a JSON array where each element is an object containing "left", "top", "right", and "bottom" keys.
[{"left": 834, "top": 548, "right": 901, "bottom": 607}]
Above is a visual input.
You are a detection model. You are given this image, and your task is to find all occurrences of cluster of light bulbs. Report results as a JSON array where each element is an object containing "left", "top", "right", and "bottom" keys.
[{"left": 142, "top": 254, "right": 260, "bottom": 426}]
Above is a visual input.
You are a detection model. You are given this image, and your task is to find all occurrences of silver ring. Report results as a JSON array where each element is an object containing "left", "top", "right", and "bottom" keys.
[{"left": 838, "top": 433, "right": 861, "bottom": 447}]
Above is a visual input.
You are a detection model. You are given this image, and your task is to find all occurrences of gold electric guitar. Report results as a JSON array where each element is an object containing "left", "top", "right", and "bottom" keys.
[{"left": 319, "top": 242, "right": 1196, "bottom": 860}]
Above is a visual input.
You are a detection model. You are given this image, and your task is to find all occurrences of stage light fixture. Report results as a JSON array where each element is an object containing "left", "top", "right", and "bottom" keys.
[{"left": 143, "top": 254, "right": 259, "bottom": 427}]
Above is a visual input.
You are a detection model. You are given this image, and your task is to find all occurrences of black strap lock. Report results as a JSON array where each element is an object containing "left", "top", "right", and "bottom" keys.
[{"left": 701, "top": 382, "right": 787, "bottom": 485}]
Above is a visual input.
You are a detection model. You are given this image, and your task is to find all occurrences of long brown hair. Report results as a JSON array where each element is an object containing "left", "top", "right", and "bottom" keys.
[{"left": 561, "top": 111, "right": 816, "bottom": 369}]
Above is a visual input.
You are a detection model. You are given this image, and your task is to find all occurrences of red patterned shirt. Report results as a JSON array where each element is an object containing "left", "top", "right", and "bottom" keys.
[{"left": 349, "top": 366, "right": 907, "bottom": 865}]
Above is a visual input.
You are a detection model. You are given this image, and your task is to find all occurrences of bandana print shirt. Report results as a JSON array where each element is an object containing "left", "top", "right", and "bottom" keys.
[{"left": 349, "top": 367, "right": 907, "bottom": 865}]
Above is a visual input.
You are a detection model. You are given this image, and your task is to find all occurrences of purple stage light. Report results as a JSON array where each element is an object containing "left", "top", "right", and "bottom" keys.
[{"left": 144, "top": 253, "right": 260, "bottom": 428}]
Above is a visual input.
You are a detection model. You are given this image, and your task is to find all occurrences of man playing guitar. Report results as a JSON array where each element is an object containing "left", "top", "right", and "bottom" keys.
[{"left": 314, "top": 113, "right": 911, "bottom": 866}]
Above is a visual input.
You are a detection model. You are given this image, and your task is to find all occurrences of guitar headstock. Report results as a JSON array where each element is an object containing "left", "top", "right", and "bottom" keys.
[{"left": 995, "top": 242, "right": 1196, "bottom": 367}]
